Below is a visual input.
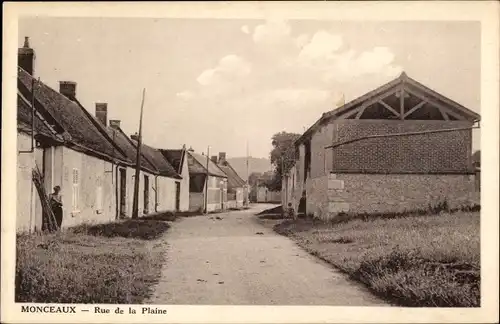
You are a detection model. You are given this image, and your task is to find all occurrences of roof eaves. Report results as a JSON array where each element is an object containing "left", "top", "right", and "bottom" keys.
[{"left": 72, "top": 98, "right": 131, "bottom": 163}]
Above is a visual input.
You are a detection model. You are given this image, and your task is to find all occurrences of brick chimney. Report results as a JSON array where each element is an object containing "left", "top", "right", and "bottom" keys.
[
  {"left": 109, "top": 120, "right": 121, "bottom": 129},
  {"left": 130, "top": 133, "right": 139, "bottom": 141},
  {"left": 95, "top": 103, "right": 108, "bottom": 126},
  {"left": 59, "top": 81, "right": 77, "bottom": 99},
  {"left": 218, "top": 152, "right": 226, "bottom": 163},
  {"left": 18, "top": 36, "right": 35, "bottom": 75},
  {"left": 211, "top": 155, "right": 218, "bottom": 163}
]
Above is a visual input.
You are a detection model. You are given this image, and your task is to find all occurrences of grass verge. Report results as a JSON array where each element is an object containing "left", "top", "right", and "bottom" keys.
[
  {"left": 274, "top": 212, "right": 480, "bottom": 307},
  {"left": 16, "top": 218, "right": 171, "bottom": 304}
]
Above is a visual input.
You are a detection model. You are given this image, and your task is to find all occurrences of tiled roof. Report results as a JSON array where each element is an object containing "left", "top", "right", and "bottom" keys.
[
  {"left": 218, "top": 161, "right": 245, "bottom": 189},
  {"left": 17, "top": 67, "right": 127, "bottom": 161},
  {"left": 105, "top": 127, "right": 157, "bottom": 173},
  {"left": 129, "top": 139, "right": 181, "bottom": 179},
  {"left": 187, "top": 151, "right": 227, "bottom": 178},
  {"left": 160, "top": 149, "right": 184, "bottom": 174},
  {"left": 17, "top": 94, "right": 58, "bottom": 140}
]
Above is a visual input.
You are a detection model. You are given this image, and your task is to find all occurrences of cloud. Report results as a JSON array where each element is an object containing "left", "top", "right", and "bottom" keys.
[
  {"left": 252, "top": 19, "right": 291, "bottom": 45},
  {"left": 196, "top": 54, "right": 252, "bottom": 87},
  {"left": 241, "top": 25, "right": 250, "bottom": 34},
  {"left": 298, "top": 30, "right": 343, "bottom": 61},
  {"left": 176, "top": 90, "right": 194, "bottom": 101}
]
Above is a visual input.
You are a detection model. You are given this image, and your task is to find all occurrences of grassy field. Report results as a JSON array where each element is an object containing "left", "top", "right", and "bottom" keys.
[
  {"left": 16, "top": 218, "right": 171, "bottom": 304},
  {"left": 273, "top": 212, "right": 480, "bottom": 307}
]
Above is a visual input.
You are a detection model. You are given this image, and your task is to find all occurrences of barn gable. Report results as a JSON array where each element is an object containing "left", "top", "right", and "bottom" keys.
[{"left": 296, "top": 72, "right": 480, "bottom": 146}]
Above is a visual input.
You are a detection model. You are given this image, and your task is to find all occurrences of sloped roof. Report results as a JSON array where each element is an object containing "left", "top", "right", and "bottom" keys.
[
  {"left": 105, "top": 127, "right": 157, "bottom": 173},
  {"left": 217, "top": 161, "right": 246, "bottom": 189},
  {"left": 187, "top": 151, "right": 227, "bottom": 178},
  {"left": 296, "top": 72, "right": 481, "bottom": 145},
  {"left": 17, "top": 67, "right": 128, "bottom": 162},
  {"left": 17, "top": 93, "right": 59, "bottom": 140},
  {"left": 129, "top": 139, "right": 181, "bottom": 179},
  {"left": 160, "top": 149, "right": 185, "bottom": 174}
]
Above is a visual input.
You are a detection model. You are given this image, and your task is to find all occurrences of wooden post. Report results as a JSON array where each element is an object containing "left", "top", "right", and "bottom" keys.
[
  {"left": 400, "top": 87, "right": 405, "bottom": 120},
  {"left": 132, "top": 88, "right": 146, "bottom": 219},
  {"left": 204, "top": 146, "right": 210, "bottom": 214}
]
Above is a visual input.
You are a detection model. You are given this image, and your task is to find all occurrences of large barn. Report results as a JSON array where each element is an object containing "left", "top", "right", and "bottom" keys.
[{"left": 285, "top": 72, "right": 480, "bottom": 220}]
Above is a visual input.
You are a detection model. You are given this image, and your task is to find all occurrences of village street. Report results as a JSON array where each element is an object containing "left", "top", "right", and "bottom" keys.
[{"left": 147, "top": 204, "right": 387, "bottom": 306}]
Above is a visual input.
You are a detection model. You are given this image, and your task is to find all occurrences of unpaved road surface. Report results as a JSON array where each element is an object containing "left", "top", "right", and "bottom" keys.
[{"left": 147, "top": 204, "right": 387, "bottom": 305}]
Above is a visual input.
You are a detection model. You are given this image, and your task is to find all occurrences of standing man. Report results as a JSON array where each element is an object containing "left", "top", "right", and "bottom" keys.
[{"left": 49, "top": 185, "right": 63, "bottom": 229}]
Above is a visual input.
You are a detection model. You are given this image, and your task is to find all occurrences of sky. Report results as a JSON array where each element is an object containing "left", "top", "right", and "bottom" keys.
[{"left": 19, "top": 18, "right": 481, "bottom": 159}]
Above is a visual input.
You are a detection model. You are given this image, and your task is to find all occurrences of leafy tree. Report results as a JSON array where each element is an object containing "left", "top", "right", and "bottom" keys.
[{"left": 268, "top": 131, "right": 301, "bottom": 191}]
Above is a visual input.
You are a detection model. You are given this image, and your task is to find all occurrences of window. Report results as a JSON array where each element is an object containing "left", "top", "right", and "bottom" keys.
[
  {"left": 72, "top": 168, "right": 79, "bottom": 212},
  {"left": 95, "top": 177, "right": 103, "bottom": 213}
]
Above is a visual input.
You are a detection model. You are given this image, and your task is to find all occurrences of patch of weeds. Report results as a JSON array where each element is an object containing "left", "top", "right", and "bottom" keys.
[{"left": 71, "top": 219, "right": 170, "bottom": 240}]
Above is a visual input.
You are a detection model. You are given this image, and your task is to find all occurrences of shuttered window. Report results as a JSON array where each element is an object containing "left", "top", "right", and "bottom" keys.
[
  {"left": 96, "top": 177, "right": 103, "bottom": 213},
  {"left": 72, "top": 168, "right": 79, "bottom": 212}
]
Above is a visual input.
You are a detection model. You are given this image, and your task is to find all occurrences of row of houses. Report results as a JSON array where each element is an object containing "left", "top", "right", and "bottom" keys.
[
  {"left": 281, "top": 71, "right": 481, "bottom": 220},
  {"left": 16, "top": 37, "right": 249, "bottom": 233}
]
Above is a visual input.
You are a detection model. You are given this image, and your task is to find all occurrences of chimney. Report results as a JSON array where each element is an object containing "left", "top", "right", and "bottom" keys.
[
  {"left": 18, "top": 36, "right": 35, "bottom": 75},
  {"left": 109, "top": 119, "right": 121, "bottom": 129},
  {"left": 95, "top": 103, "right": 108, "bottom": 126},
  {"left": 211, "top": 155, "right": 218, "bottom": 164},
  {"left": 130, "top": 132, "right": 139, "bottom": 141},
  {"left": 59, "top": 81, "right": 77, "bottom": 99},
  {"left": 219, "top": 152, "right": 226, "bottom": 162}
]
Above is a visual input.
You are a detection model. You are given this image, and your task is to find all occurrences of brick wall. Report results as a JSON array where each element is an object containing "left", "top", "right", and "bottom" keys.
[{"left": 331, "top": 120, "right": 473, "bottom": 173}]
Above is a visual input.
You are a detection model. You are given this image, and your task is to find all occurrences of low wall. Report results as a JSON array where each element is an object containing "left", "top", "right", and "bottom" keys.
[
  {"left": 189, "top": 192, "right": 204, "bottom": 212},
  {"left": 307, "top": 173, "right": 480, "bottom": 221}
]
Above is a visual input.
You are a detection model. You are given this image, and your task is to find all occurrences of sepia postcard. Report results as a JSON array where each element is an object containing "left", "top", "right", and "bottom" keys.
[{"left": 2, "top": 1, "right": 499, "bottom": 323}]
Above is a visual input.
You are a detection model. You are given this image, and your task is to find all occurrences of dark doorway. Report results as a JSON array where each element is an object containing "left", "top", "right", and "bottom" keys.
[
  {"left": 119, "top": 168, "right": 127, "bottom": 218},
  {"left": 175, "top": 182, "right": 181, "bottom": 211},
  {"left": 143, "top": 175, "right": 149, "bottom": 214}
]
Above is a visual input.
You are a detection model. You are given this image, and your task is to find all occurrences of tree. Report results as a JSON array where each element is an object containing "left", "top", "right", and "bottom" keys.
[{"left": 268, "top": 131, "right": 301, "bottom": 191}]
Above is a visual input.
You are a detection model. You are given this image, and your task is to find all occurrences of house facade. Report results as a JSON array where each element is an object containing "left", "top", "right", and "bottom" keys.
[
  {"left": 17, "top": 47, "right": 132, "bottom": 232},
  {"left": 161, "top": 147, "right": 191, "bottom": 212},
  {"left": 215, "top": 152, "right": 248, "bottom": 209},
  {"left": 290, "top": 72, "right": 480, "bottom": 220},
  {"left": 186, "top": 150, "right": 228, "bottom": 212},
  {"left": 16, "top": 37, "right": 184, "bottom": 233}
]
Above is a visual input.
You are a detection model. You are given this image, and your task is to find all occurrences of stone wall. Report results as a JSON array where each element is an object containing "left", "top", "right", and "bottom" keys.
[{"left": 315, "top": 173, "right": 479, "bottom": 221}]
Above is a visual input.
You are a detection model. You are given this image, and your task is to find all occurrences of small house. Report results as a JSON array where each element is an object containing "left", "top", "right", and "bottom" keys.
[
  {"left": 17, "top": 38, "right": 132, "bottom": 232},
  {"left": 160, "top": 147, "right": 190, "bottom": 212},
  {"left": 186, "top": 150, "right": 228, "bottom": 212},
  {"left": 215, "top": 152, "right": 248, "bottom": 209}
]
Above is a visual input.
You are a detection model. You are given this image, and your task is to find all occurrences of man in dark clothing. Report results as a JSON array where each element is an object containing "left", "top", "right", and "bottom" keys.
[{"left": 49, "top": 185, "right": 63, "bottom": 229}]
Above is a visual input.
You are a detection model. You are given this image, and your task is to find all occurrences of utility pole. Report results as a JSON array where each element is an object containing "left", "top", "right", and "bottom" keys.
[
  {"left": 132, "top": 88, "right": 146, "bottom": 219},
  {"left": 204, "top": 145, "right": 210, "bottom": 214}
]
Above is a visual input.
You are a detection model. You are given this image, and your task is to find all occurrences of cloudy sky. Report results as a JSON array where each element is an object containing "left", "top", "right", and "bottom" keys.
[{"left": 19, "top": 18, "right": 480, "bottom": 158}]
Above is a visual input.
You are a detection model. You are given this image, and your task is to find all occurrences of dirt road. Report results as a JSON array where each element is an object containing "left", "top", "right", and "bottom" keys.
[{"left": 147, "top": 204, "right": 387, "bottom": 305}]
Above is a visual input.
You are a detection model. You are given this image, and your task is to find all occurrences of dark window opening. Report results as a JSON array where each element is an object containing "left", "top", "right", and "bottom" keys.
[
  {"left": 189, "top": 174, "right": 206, "bottom": 192},
  {"left": 405, "top": 103, "right": 446, "bottom": 120},
  {"left": 359, "top": 102, "right": 399, "bottom": 119},
  {"left": 304, "top": 140, "right": 311, "bottom": 182}
]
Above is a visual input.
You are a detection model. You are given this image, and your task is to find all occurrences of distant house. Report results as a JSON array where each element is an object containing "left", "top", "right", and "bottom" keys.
[
  {"left": 128, "top": 136, "right": 182, "bottom": 214},
  {"left": 215, "top": 152, "right": 249, "bottom": 209},
  {"left": 289, "top": 72, "right": 480, "bottom": 220},
  {"left": 17, "top": 37, "right": 132, "bottom": 232},
  {"left": 98, "top": 113, "right": 183, "bottom": 217},
  {"left": 160, "top": 147, "right": 190, "bottom": 212},
  {"left": 256, "top": 185, "right": 281, "bottom": 203},
  {"left": 186, "top": 150, "right": 228, "bottom": 212}
]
